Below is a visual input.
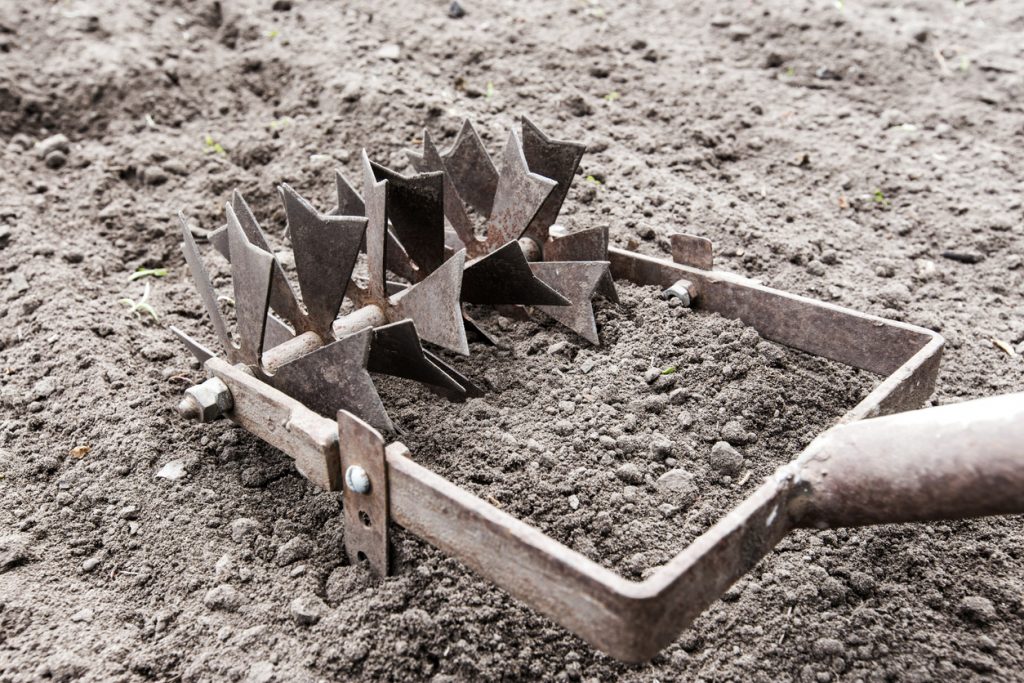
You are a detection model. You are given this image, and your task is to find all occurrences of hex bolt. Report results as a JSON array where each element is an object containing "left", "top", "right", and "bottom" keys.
[
  {"left": 177, "top": 377, "right": 233, "bottom": 423},
  {"left": 345, "top": 465, "right": 371, "bottom": 494},
  {"left": 661, "top": 278, "right": 698, "bottom": 308}
]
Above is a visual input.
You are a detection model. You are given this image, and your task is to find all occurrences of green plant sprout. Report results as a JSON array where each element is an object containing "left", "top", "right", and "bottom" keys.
[
  {"left": 265, "top": 28, "right": 280, "bottom": 39},
  {"left": 585, "top": 175, "right": 602, "bottom": 185},
  {"left": 661, "top": 366, "right": 677, "bottom": 375},
  {"left": 203, "top": 134, "right": 226, "bottom": 155},
  {"left": 128, "top": 267, "right": 168, "bottom": 282},
  {"left": 119, "top": 282, "right": 159, "bottom": 322},
  {"left": 485, "top": 81, "right": 496, "bottom": 99},
  {"left": 603, "top": 91, "right": 621, "bottom": 102},
  {"left": 872, "top": 188, "right": 890, "bottom": 206}
]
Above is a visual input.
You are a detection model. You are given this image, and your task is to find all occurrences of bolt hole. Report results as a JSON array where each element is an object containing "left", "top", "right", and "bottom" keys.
[
  {"left": 356, "top": 551, "right": 367, "bottom": 563},
  {"left": 359, "top": 510, "right": 371, "bottom": 527}
]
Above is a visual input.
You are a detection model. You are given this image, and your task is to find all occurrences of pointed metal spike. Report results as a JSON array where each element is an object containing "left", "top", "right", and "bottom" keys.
[
  {"left": 390, "top": 250, "right": 469, "bottom": 355},
  {"left": 281, "top": 184, "right": 366, "bottom": 340},
  {"left": 368, "top": 161, "right": 446, "bottom": 274},
  {"left": 231, "top": 191, "right": 309, "bottom": 332},
  {"left": 441, "top": 119, "right": 499, "bottom": 216},
  {"left": 484, "top": 131, "right": 557, "bottom": 251},
  {"left": 530, "top": 261, "right": 608, "bottom": 345},
  {"left": 334, "top": 169, "right": 366, "bottom": 217},
  {"left": 543, "top": 225, "right": 618, "bottom": 303},
  {"left": 412, "top": 129, "right": 479, "bottom": 251},
  {"left": 170, "top": 325, "right": 215, "bottom": 364},
  {"left": 179, "top": 213, "right": 235, "bottom": 362},
  {"left": 208, "top": 225, "right": 230, "bottom": 260},
  {"left": 265, "top": 313, "right": 295, "bottom": 351},
  {"left": 368, "top": 320, "right": 466, "bottom": 395},
  {"left": 362, "top": 150, "right": 389, "bottom": 301},
  {"left": 462, "top": 240, "right": 570, "bottom": 306},
  {"left": 521, "top": 117, "right": 587, "bottom": 244},
  {"left": 270, "top": 327, "right": 393, "bottom": 432},
  {"left": 422, "top": 348, "right": 485, "bottom": 398},
  {"left": 226, "top": 205, "right": 275, "bottom": 365},
  {"left": 463, "top": 309, "right": 500, "bottom": 346}
]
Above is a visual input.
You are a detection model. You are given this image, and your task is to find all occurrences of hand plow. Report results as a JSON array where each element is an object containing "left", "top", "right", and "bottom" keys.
[{"left": 170, "top": 118, "right": 1024, "bottom": 663}]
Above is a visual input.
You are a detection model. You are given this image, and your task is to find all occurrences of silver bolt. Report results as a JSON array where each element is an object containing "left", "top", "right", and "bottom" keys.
[
  {"left": 178, "top": 377, "right": 232, "bottom": 423},
  {"left": 661, "top": 278, "right": 697, "bottom": 308},
  {"left": 345, "top": 465, "right": 371, "bottom": 494}
]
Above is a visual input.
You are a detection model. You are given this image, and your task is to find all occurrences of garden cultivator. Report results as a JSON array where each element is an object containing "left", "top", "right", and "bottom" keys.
[{"left": 171, "top": 119, "right": 1024, "bottom": 663}]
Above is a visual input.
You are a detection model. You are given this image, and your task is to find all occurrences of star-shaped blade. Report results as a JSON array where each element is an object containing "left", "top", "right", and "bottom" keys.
[
  {"left": 334, "top": 169, "right": 366, "bottom": 216},
  {"left": 368, "top": 161, "right": 446, "bottom": 274},
  {"left": 281, "top": 184, "right": 367, "bottom": 340},
  {"left": 362, "top": 150, "right": 389, "bottom": 301},
  {"left": 179, "top": 212, "right": 235, "bottom": 362},
  {"left": 170, "top": 326, "right": 217, "bottom": 364},
  {"left": 462, "top": 240, "right": 569, "bottom": 306},
  {"left": 521, "top": 116, "right": 586, "bottom": 244},
  {"left": 530, "top": 261, "right": 609, "bottom": 345},
  {"left": 543, "top": 225, "right": 619, "bottom": 303},
  {"left": 407, "top": 129, "right": 478, "bottom": 250},
  {"left": 484, "top": 131, "right": 557, "bottom": 251},
  {"left": 334, "top": 169, "right": 418, "bottom": 283},
  {"left": 429, "top": 119, "right": 499, "bottom": 218},
  {"left": 226, "top": 204, "right": 275, "bottom": 366},
  {"left": 368, "top": 320, "right": 466, "bottom": 395},
  {"left": 269, "top": 327, "right": 392, "bottom": 432},
  {"left": 389, "top": 249, "right": 469, "bottom": 355}
]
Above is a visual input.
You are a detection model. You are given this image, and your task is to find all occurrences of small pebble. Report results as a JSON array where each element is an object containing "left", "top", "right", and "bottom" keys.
[
  {"left": 958, "top": 596, "right": 997, "bottom": 624},
  {"left": 203, "top": 584, "right": 243, "bottom": 611},
  {"left": 643, "top": 367, "right": 661, "bottom": 384},
  {"left": 275, "top": 535, "right": 313, "bottom": 566},
  {"left": 709, "top": 441, "right": 744, "bottom": 476},
  {"left": 615, "top": 463, "right": 644, "bottom": 485},
  {"left": 82, "top": 557, "right": 100, "bottom": 573},
  {"left": 448, "top": 0, "right": 466, "bottom": 18},
  {"left": 35, "top": 134, "right": 69, "bottom": 159},
  {"left": 290, "top": 594, "right": 327, "bottom": 625},
  {"left": 376, "top": 43, "right": 401, "bottom": 61}
]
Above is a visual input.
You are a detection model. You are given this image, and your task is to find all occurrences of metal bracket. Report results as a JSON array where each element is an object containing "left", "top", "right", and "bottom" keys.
[
  {"left": 338, "top": 409, "right": 390, "bottom": 577},
  {"left": 670, "top": 233, "right": 713, "bottom": 270}
]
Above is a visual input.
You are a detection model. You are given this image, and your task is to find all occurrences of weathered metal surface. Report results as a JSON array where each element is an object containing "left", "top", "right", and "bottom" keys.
[
  {"left": 369, "top": 320, "right": 466, "bottom": 394},
  {"left": 409, "top": 129, "right": 478, "bottom": 249},
  {"left": 334, "top": 169, "right": 366, "bottom": 217},
  {"left": 423, "top": 118, "right": 498, "bottom": 217},
  {"left": 339, "top": 410, "right": 390, "bottom": 576},
  {"left": 530, "top": 261, "right": 609, "bottom": 345},
  {"left": 670, "top": 233, "right": 714, "bottom": 270},
  {"left": 390, "top": 249, "right": 470, "bottom": 356},
  {"left": 520, "top": 116, "right": 586, "bottom": 244},
  {"left": 369, "top": 161, "right": 446, "bottom": 274},
  {"left": 462, "top": 241, "right": 569, "bottom": 306},
  {"left": 542, "top": 225, "right": 618, "bottom": 302},
  {"left": 661, "top": 278, "right": 698, "bottom": 307},
  {"left": 793, "top": 392, "right": 1024, "bottom": 528},
  {"left": 178, "top": 214, "right": 234, "bottom": 362},
  {"left": 362, "top": 151, "right": 389, "bottom": 302},
  {"left": 170, "top": 326, "right": 216, "bottom": 364},
  {"left": 484, "top": 131, "right": 556, "bottom": 251},
  {"left": 422, "top": 349, "right": 484, "bottom": 398},
  {"left": 269, "top": 328, "right": 393, "bottom": 432},
  {"left": 225, "top": 204, "right": 274, "bottom": 367},
  {"left": 205, "top": 357, "right": 342, "bottom": 490},
  {"left": 282, "top": 184, "right": 367, "bottom": 340},
  {"left": 609, "top": 246, "right": 939, "bottom": 378}
]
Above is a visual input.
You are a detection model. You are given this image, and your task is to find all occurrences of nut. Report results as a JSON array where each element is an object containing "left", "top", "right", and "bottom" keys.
[
  {"left": 179, "top": 377, "right": 232, "bottom": 422},
  {"left": 661, "top": 278, "right": 697, "bottom": 307}
]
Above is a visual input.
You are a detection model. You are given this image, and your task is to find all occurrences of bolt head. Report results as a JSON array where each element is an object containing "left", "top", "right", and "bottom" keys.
[
  {"left": 183, "top": 377, "right": 232, "bottom": 423},
  {"left": 345, "top": 465, "right": 371, "bottom": 494}
]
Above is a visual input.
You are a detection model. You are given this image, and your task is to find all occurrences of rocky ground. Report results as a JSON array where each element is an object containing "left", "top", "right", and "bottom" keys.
[{"left": 1, "top": 0, "right": 1022, "bottom": 681}]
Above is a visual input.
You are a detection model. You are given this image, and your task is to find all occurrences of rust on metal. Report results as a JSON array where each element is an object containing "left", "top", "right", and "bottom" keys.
[
  {"left": 670, "top": 232, "right": 714, "bottom": 270},
  {"left": 339, "top": 410, "right": 390, "bottom": 577}
]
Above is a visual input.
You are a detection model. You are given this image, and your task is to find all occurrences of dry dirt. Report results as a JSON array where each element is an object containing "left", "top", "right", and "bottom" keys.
[{"left": 1, "top": 0, "right": 1023, "bottom": 681}]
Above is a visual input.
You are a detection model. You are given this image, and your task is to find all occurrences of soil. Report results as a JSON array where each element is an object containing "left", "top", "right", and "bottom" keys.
[{"left": 1, "top": 0, "right": 1023, "bottom": 682}]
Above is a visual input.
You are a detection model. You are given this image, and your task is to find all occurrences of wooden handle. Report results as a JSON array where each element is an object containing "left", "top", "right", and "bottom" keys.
[{"left": 794, "top": 392, "right": 1024, "bottom": 528}]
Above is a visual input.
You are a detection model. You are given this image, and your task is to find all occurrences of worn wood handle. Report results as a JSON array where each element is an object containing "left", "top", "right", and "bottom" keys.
[{"left": 794, "top": 392, "right": 1024, "bottom": 528}]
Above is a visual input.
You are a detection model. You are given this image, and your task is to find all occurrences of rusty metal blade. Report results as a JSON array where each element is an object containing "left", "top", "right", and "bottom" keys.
[
  {"left": 463, "top": 309, "right": 500, "bottom": 347},
  {"left": 362, "top": 151, "right": 388, "bottom": 301},
  {"left": 521, "top": 117, "right": 586, "bottom": 243},
  {"left": 170, "top": 325, "right": 216, "bottom": 364},
  {"left": 544, "top": 225, "right": 618, "bottom": 302},
  {"left": 484, "top": 131, "right": 557, "bottom": 251},
  {"left": 335, "top": 169, "right": 366, "bottom": 217},
  {"left": 270, "top": 327, "right": 393, "bottom": 432},
  {"left": 226, "top": 204, "right": 275, "bottom": 365},
  {"left": 530, "top": 261, "right": 608, "bottom": 345},
  {"left": 439, "top": 119, "right": 499, "bottom": 217},
  {"left": 390, "top": 250, "right": 469, "bottom": 355},
  {"left": 234, "top": 191, "right": 309, "bottom": 332},
  {"left": 281, "top": 184, "right": 366, "bottom": 340},
  {"left": 178, "top": 213, "right": 234, "bottom": 361},
  {"left": 463, "top": 240, "right": 569, "bottom": 306},
  {"left": 369, "top": 320, "right": 465, "bottom": 394},
  {"left": 422, "top": 349, "right": 484, "bottom": 398},
  {"left": 369, "top": 161, "right": 446, "bottom": 274},
  {"left": 408, "top": 129, "right": 478, "bottom": 250},
  {"left": 265, "top": 313, "right": 295, "bottom": 351}
]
